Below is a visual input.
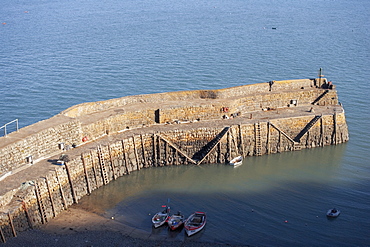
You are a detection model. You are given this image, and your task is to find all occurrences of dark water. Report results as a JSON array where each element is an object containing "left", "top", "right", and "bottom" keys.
[
  {"left": 1, "top": 0, "right": 370, "bottom": 246},
  {"left": 78, "top": 145, "right": 369, "bottom": 246}
]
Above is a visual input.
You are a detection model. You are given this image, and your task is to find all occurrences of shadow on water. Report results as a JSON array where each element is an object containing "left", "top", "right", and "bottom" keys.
[
  {"left": 166, "top": 226, "right": 183, "bottom": 239},
  {"left": 74, "top": 144, "right": 370, "bottom": 246}
]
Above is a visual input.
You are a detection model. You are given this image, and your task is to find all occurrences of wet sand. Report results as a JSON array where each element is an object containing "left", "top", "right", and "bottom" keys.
[{"left": 1, "top": 206, "right": 249, "bottom": 247}]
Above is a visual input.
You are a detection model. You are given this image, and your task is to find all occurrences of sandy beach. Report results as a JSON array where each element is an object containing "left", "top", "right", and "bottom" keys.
[{"left": 1, "top": 206, "right": 248, "bottom": 247}]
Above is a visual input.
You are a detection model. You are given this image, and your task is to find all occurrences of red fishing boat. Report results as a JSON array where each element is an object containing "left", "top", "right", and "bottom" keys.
[
  {"left": 184, "top": 211, "right": 206, "bottom": 236},
  {"left": 151, "top": 205, "right": 170, "bottom": 228},
  {"left": 167, "top": 211, "right": 185, "bottom": 230}
]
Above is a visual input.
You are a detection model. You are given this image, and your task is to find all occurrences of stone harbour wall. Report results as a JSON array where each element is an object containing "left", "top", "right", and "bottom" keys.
[
  {"left": 0, "top": 78, "right": 349, "bottom": 242},
  {"left": 0, "top": 79, "right": 337, "bottom": 177},
  {"left": 80, "top": 87, "right": 339, "bottom": 145},
  {"left": 60, "top": 79, "right": 316, "bottom": 118},
  {"left": 0, "top": 119, "right": 81, "bottom": 177},
  {"left": 0, "top": 110, "right": 349, "bottom": 242}
]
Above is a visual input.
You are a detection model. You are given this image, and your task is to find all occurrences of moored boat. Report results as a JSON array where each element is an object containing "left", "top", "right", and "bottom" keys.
[
  {"left": 152, "top": 206, "right": 170, "bottom": 228},
  {"left": 184, "top": 211, "right": 206, "bottom": 236},
  {"left": 326, "top": 208, "right": 340, "bottom": 218},
  {"left": 229, "top": 156, "right": 243, "bottom": 166},
  {"left": 167, "top": 211, "right": 185, "bottom": 230}
]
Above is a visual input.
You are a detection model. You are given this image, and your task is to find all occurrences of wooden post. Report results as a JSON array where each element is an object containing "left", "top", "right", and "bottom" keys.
[
  {"left": 239, "top": 124, "right": 244, "bottom": 156},
  {"left": 121, "top": 140, "right": 130, "bottom": 174},
  {"left": 217, "top": 141, "right": 222, "bottom": 163},
  {"left": 81, "top": 154, "right": 91, "bottom": 194},
  {"left": 132, "top": 136, "right": 140, "bottom": 170},
  {"left": 8, "top": 212, "right": 17, "bottom": 237},
  {"left": 267, "top": 122, "right": 270, "bottom": 154},
  {"left": 233, "top": 129, "right": 238, "bottom": 155},
  {"left": 227, "top": 131, "right": 231, "bottom": 162},
  {"left": 65, "top": 162, "right": 78, "bottom": 204},
  {"left": 45, "top": 177, "right": 56, "bottom": 217},
  {"left": 21, "top": 201, "right": 33, "bottom": 229},
  {"left": 140, "top": 134, "right": 147, "bottom": 167},
  {"left": 153, "top": 134, "right": 157, "bottom": 167},
  {"left": 0, "top": 225, "right": 5, "bottom": 243},
  {"left": 164, "top": 141, "right": 168, "bottom": 166},
  {"left": 320, "top": 117, "right": 324, "bottom": 146},
  {"left": 90, "top": 151, "right": 99, "bottom": 187},
  {"left": 55, "top": 169, "right": 67, "bottom": 210},
  {"left": 305, "top": 131, "right": 309, "bottom": 147},
  {"left": 333, "top": 113, "right": 337, "bottom": 145},
  {"left": 230, "top": 128, "right": 237, "bottom": 155},
  {"left": 157, "top": 135, "right": 162, "bottom": 166},
  {"left": 118, "top": 148, "right": 125, "bottom": 176},
  {"left": 108, "top": 144, "right": 117, "bottom": 179}
]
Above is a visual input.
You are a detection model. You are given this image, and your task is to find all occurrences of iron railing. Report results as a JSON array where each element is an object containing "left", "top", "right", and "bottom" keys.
[{"left": 0, "top": 119, "right": 19, "bottom": 137}]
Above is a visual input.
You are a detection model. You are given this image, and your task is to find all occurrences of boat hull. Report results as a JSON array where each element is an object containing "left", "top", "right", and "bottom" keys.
[
  {"left": 152, "top": 206, "right": 170, "bottom": 228},
  {"left": 152, "top": 214, "right": 169, "bottom": 228},
  {"left": 185, "top": 224, "right": 205, "bottom": 236},
  {"left": 167, "top": 214, "right": 184, "bottom": 230},
  {"left": 229, "top": 156, "right": 243, "bottom": 166},
  {"left": 184, "top": 211, "right": 206, "bottom": 236},
  {"left": 326, "top": 209, "right": 340, "bottom": 218}
]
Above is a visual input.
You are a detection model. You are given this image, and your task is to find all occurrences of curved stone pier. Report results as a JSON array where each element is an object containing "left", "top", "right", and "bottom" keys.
[{"left": 0, "top": 78, "right": 349, "bottom": 242}]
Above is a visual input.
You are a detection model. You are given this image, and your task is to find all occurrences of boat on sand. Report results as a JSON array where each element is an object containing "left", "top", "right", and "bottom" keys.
[
  {"left": 184, "top": 211, "right": 206, "bottom": 236},
  {"left": 167, "top": 211, "right": 185, "bottom": 230},
  {"left": 152, "top": 206, "right": 170, "bottom": 228}
]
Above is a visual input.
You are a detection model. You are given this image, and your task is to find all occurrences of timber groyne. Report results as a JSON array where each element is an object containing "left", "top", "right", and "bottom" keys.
[{"left": 0, "top": 78, "right": 349, "bottom": 242}]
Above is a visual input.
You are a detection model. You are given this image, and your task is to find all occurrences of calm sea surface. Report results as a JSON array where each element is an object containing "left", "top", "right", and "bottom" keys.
[{"left": 1, "top": 0, "right": 369, "bottom": 246}]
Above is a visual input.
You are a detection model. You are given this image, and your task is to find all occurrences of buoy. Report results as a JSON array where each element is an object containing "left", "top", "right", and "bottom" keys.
[
  {"left": 2, "top": 22, "right": 6, "bottom": 25},
  {"left": 284, "top": 220, "right": 288, "bottom": 223}
]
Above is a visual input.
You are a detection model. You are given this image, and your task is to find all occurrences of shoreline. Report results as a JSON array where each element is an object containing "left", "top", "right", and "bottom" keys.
[{"left": 1, "top": 206, "right": 248, "bottom": 247}]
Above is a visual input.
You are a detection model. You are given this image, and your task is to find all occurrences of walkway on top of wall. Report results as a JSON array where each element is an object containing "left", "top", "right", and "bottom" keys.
[
  {"left": 0, "top": 104, "right": 344, "bottom": 200},
  {"left": 0, "top": 80, "right": 331, "bottom": 149}
]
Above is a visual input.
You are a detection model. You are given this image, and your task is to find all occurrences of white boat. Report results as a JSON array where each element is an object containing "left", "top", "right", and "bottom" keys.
[
  {"left": 229, "top": 156, "right": 243, "bottom": 166},
  {"left": 152, "top": 206, "right": 170, "bottom": 228},
  {"left": 167, "top": 211, "right": 185, "bottom": 230},
  {"left": 184, "top": 211, "right": 206, "bottom": 236},
  {"left": 326, "top": 208, "right": 340, "bottom": 218}
]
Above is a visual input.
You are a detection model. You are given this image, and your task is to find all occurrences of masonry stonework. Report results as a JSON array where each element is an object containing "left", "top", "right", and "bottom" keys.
[{"left": 0, "top": 78, "right": 349, "bottom": 242}]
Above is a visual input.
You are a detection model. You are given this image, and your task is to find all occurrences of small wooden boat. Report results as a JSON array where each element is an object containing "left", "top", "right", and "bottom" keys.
[
  {"left": 152, "top": 206, "right": 170, "bottom": 228},
  {"left": 167, "top": 211, "right": 185, "bottom": 230},
  {"left": 229, "top": 156, "right": 243, "bottom": 166},
  {"left": 326, "top": 208, "right": 340, "bottom": 218},
  {"left": 184, "top": 211, "right": 206, "bottom": 236}
]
